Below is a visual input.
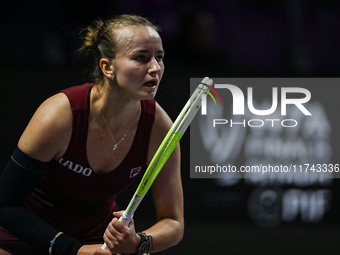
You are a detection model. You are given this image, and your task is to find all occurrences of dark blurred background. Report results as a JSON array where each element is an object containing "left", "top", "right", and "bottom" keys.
[{"left": 1, "top": 0, "right": 340, "bottom": 254}]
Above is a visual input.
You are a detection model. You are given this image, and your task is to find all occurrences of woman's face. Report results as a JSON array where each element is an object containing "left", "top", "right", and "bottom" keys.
[{"left": 111, "top": 25, "right": 165, "bottom": 101}]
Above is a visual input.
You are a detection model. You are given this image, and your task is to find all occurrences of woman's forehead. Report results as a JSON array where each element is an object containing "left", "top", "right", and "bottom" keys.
[{"left": 115, "top": 25, "right": 162, "bottom": 53}]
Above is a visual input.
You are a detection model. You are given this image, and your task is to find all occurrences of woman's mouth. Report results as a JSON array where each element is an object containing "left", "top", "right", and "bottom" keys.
[{"left": 143, "top": 80, "right": 157, "bottom": 87}]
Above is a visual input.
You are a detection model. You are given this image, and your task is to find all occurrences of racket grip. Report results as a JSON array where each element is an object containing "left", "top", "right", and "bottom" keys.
[
  {"left": 102, "top": 243, "right": 109, "bottom": 250},
  {"left": 119, "top": 211, "right": 133, "bottom": 226},
  {"left": 101, "top": 211, "right": 133, "bottom": 250}
]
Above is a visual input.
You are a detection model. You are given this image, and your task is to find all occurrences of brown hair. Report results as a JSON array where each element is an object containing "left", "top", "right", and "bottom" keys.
[{"left": 79, "top": 14, "right": 160, "bottom": 85}]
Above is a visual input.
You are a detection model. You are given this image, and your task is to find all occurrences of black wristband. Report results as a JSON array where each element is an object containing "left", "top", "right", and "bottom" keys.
[
  {"left": 52, "top": 233, "right": 83, "bottom": 255},
  {"left": 131, "top": 232, "right": 149, "bottom": 255}
]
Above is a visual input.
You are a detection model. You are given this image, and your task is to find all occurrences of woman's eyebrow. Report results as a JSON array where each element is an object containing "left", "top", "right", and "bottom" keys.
[{"left": 133, "top": 49, "right": 165, "bottom": 54}]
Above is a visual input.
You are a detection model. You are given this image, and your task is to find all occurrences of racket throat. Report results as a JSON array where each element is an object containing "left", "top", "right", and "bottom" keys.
[{"left": 125, "top": 193, "right": 145, "bottom": 216}]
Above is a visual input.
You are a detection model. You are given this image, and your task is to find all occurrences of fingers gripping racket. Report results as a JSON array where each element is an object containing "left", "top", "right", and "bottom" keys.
[{"left": 102, "top": 77, "right": 213, "bottom": 250}]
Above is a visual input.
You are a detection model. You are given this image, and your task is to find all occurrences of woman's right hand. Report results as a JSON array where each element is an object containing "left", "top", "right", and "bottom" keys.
[{"left": 77, "top": 244, "right": 114, "bottom": 255}]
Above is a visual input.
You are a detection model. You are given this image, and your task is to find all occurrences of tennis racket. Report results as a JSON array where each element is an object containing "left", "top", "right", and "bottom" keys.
[{"left": 102, "top": 77, "right": 213, "bottom": 250}]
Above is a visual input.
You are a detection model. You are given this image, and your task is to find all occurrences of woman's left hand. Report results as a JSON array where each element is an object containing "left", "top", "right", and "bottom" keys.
[{"left": 103, "top": 211, "right": 141, "bottom": 254}]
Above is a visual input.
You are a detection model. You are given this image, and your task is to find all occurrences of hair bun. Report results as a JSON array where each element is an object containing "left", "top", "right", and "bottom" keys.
[{"left": 82, "top": 20, "right": 104, "bottom": 52}]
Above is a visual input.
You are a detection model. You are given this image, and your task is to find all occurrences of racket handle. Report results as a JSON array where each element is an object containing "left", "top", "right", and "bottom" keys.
[
  {"left": 101, "top": 243, "right": 109, "bottom": 250},
  {"left": 101, "top": 211, "right": 133, "bottom": 250},
  {"left": 119, "top": 211, "right": 133, "bottom": 226}
]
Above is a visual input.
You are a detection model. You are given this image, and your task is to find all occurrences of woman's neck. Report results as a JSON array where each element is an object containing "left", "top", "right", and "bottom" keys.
[{"left": 92, "top": 84, "right": 141, "bottom": 130}]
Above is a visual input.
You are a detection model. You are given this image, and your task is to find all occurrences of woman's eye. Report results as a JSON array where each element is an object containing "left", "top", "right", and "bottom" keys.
[
  {"left": 135, "top": 55, "right": 163, "bottom": 63},
  {"left": 136, "top": 55, "right": 146, "bottom": 61},
  {"left": 155, "top": 55, "right": 164, "bottom": 62}
]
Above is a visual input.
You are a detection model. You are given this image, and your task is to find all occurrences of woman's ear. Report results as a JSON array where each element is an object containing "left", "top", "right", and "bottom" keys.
[{"left": 99, "top": 58, "right": 114, "bottom": 80}]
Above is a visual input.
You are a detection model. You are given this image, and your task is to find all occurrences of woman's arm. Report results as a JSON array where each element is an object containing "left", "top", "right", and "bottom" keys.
[
  {"left": 17, "top": 93, "right": 73, "bottom": 161},
  {"left": 0, "top": 93, "right": 112, "bottom": 254},
  {"left": 0, "top": 94, "right": 71, "bottom": 248},
  {"left": 142, "top": 102, "right": 184, "bottom": 252}
]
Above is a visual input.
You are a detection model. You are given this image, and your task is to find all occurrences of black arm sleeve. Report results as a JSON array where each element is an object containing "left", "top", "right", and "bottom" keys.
[{"left": 0, "top": 147, "right": 83, "bottom": 253}]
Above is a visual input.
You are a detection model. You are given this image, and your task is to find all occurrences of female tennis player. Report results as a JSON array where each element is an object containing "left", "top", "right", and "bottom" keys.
[{"left": 0, "top": 14, "right": 183, "bottom": 255}]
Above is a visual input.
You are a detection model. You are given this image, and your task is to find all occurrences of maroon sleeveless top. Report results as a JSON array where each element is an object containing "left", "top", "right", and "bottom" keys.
[{"left": 25, "top": 83, "right": 155, "bottom": 243}]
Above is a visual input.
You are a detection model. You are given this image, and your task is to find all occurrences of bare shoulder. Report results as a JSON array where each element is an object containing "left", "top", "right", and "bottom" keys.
[
  {"left": 155, "top": 102, "right": 173, "bottom": 125},
  {"left": 151, "top": 102, "right": 172, "bottom": 140},
  {"left": 18, "top": 92, "right": 73, "bottom": 162}
]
